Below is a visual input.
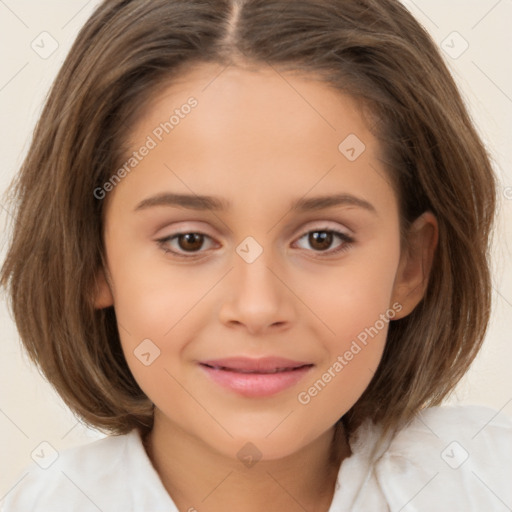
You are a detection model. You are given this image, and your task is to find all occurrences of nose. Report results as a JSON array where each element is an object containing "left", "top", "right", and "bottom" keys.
[{"left": 218, "top": 247, "right": 296, "bottom": 336}]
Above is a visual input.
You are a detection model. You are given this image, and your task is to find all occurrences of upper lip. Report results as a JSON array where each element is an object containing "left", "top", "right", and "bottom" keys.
[{"left": 199, "top": 357, "right": 313, "bottom": 372}]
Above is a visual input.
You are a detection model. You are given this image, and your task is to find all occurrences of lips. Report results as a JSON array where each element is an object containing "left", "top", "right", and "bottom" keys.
[{"left": 198, "top": 357, "right": 314, "bottom": 397}]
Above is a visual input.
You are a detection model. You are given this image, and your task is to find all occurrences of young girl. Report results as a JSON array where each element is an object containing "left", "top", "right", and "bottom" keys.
[{"left": 1, "top": 0, "right": 511, "bottom": 510}]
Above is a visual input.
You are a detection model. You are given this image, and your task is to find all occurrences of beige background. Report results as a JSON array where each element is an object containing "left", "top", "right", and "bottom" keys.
[{"left": 1, "top": 0, "right": 511, "bottom": 498}]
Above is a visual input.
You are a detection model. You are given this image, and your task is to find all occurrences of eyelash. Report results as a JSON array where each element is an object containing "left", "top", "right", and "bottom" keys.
[{"left": 156, "top": 227, "right": 355, "bottom": 259}]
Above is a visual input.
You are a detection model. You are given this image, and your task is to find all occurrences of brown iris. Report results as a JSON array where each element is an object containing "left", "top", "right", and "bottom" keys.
[
  {"left": 177, "top": 233, "right": 205, "bottom": 252},
  {"left": 308, "top": 231, "right": 333, "bottom": 251}
]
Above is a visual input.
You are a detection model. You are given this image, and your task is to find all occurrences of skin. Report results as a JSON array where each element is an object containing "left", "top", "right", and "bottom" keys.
[{"left": 95, "top": 62, "right": 438, "bottom": 512}]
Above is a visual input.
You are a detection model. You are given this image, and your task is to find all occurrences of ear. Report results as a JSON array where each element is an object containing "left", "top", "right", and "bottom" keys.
[
  {"left": 93, "top": 265, "right": 114, "bottom": 309},
  {"left": 391, "top": 211, "right": 438, "bottom": 319}
]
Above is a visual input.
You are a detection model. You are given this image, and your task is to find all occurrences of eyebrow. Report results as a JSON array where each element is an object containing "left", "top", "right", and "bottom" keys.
[{"left": 134, "top": 192, "right": 377, "bottom": 215}]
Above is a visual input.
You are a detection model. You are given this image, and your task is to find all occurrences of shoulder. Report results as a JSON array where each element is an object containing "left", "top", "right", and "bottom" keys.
[
  {"left": 374, "top": 405, "right": 512, "bottom": 510},
  {"left": 1, "top": 430, "right": 174, "bottom": 512}
]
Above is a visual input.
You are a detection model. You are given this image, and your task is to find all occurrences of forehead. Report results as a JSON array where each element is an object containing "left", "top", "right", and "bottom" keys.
[
  {"left": 107, "top": 62, "right": 396, "bottom": 218},
  {"left": 132, "top": 62, "right": 375, "bottom": 146}
]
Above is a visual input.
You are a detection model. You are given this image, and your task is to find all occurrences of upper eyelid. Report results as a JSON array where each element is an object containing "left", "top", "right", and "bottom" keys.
[{"left": 155, "top": 219, "right": 353, "bottom": 238}]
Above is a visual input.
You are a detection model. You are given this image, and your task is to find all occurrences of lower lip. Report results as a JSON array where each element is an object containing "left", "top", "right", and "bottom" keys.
[{"left": 199, "top": 364, "right": 313, "bottom": 397}]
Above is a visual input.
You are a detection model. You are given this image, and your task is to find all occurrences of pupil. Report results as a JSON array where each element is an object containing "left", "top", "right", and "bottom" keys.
[{"left": 310, "top": 231, "right": 332, "bottom": 251}]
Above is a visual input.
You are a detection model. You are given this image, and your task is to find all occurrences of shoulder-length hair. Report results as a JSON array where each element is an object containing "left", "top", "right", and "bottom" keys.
[{"left": 1, "top": 0, "right": 497, "bottom": 441}]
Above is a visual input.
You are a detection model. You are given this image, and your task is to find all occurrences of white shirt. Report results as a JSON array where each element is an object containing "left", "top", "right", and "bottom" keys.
[{"left": 2, "top": 405, "right": 511, "bottom": 511}]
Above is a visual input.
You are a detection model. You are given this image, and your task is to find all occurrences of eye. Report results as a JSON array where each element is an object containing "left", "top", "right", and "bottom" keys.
[
  {"left": 156, "top": 232, "right": 217, "bottom": 257},
  {"left": 294, "top": 228, "right": 354, "bottom": 256},
  {"left": 156, "top": 227, "right": 354, "bottom": 259}
]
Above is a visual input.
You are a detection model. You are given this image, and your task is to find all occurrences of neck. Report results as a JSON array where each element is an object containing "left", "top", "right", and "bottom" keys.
[{"left": 144, "top": 415, "right": 350, "bottom": 512}]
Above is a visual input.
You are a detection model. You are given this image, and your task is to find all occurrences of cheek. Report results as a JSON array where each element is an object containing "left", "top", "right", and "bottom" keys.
[
  {"left": 295, "top": 285, "right": 397, "bottom": 430},
  {"left": 295, "top": 334, "right": 386, "bottom": 438},
  {"left": 311, "top": 241, "right": 400, "bottom": 347},
  {"left": 106, "top": 240, "right": 213, "bottom": 340},
  {"left": 105, "top": 244, "right": 228, "bottom": 398},
  {"left": 297, "top": 242, "right": 400, "bottom": 411}
]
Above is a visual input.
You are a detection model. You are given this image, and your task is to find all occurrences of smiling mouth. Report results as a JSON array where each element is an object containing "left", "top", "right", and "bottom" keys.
[{"left": 198, "top": 358, "right": 314, "bottom": 397}]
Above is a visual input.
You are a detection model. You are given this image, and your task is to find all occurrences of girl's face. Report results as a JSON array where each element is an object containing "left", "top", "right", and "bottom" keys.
[{"left": 97, "top": 63, "right": 436, "bottom": 460}]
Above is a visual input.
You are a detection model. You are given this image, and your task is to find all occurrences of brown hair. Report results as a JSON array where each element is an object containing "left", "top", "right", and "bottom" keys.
[{"left": 1, "top": 0, "right": 497, "bottom": 443}]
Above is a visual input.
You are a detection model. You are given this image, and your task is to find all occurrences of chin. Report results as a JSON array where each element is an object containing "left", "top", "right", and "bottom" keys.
[{"left": 205, "top": 420, "right": 327, "bottom": 464}]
